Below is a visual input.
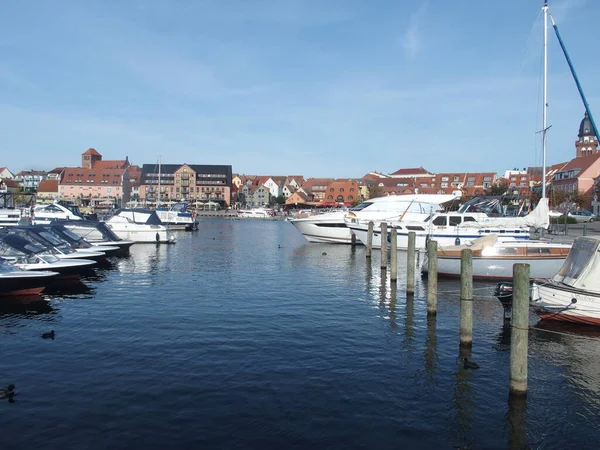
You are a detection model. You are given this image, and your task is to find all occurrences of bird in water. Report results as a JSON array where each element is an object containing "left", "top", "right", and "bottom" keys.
[
  {"left": 0, "top": 385, "right": 15, "bottom": 399},
  {"left": 42, "top": 330, "right": 55, "bottom": 339},
  {"left": 463, "top": 358, "right": 479, "bottom": 370},
  {"left": 322, "top": 252, "right": 327, "bottom": 256}
]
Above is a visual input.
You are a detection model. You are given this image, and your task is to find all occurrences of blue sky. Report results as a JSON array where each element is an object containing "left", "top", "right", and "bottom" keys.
[{"left": 1, "top": 0, "right": 598, "bottom": 178}]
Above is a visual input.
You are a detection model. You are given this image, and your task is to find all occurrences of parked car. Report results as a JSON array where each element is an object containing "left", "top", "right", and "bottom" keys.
[{"left": 567, "top": 210, "right": 596, "bottom": 223}]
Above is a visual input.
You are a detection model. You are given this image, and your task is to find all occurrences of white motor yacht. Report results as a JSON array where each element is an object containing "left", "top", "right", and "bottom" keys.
[
  {"left": 155, "top": 202, "right": 198, "bottom": 230},
  {"left": 105, "top": 209, "right": 176, "bottom": 243},
  {"left": 32, "top": 201, "right": 85, "bottom": 224},
  {"left": 288, "top": 193, "right": 462, "bottom": 244}
]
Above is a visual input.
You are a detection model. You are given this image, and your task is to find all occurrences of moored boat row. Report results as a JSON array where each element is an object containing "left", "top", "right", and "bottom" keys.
[{"left": 0, "top": 221, "right": 135, "bottom": 297}]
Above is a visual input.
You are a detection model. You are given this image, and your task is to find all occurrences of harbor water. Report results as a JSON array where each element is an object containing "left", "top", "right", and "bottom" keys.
[{"left": 2, "top": 219, "right": 600, "bottom": 449}]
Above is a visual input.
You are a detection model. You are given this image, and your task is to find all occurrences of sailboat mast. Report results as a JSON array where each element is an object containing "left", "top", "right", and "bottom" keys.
[{"left": 542, "top": 0, "right": 548, "bottom": 201}]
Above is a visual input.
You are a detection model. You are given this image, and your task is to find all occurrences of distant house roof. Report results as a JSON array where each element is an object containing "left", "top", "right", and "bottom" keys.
[
  {"left": 60, "top": 168, "right": 127, "bottom": 186},
  {"left": 139, "top": 163, "right": 233, "bottom": 185},
  {"left": 389, "top": 167, "right": 432, "bottom": 177},
  {"left": 82, "top": 148, "right": 102, "bottom": 156},
  {"left": 38, "top": 180, "right": 59, "bottom": 193}
]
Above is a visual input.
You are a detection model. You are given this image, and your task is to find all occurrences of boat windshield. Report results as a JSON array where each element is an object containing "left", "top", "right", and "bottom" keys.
[
  {"left": 553, "top": 238, "right": 598, "bottom": 285},
  {"left": 458, "top": 196, "right": 526, "bottom": 216},
  {"left": 61, "top": 202, "right": 84, "bottom": 218},
  {"left": 0, "top": 258, "right": 24, "bottom": 273},
  {"left": 350, "top": 202, "right": 373, "bottom": 212},
  {"left": 0, "top": 233, "right": 47, "bottom": 256}
]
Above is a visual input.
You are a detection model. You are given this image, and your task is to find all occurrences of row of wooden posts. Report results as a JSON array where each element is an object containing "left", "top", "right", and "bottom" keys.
[{"left": 364, "top": 221, "right": 529, "bottom": 397}]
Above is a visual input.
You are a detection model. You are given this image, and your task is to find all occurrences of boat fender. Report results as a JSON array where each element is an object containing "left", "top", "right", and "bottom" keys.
[
  {"left": 155, "top": 232, "right": 160, "bottom": 242},
  {"left": 455, "top": 237, "right": 461, "bottom": 245}
]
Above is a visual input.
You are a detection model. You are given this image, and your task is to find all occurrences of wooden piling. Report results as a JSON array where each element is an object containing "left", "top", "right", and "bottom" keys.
[
  {"left": 459, "top": 248, "right": 473, "bottom": 348},
  {"left": 510, "top": 263, "right": 530, "bottom": 396},
  {"left": 366, "top": 221, "right": 374, "bottom": 259},
  {"left": 390, "top": 227, "right": 398, "bottom": 281},
  {"left": 426, "top": 240, "right": 438, "bottom": 316},
  {"left": 380, "top": 222, "right": 388, "bottom": 269},
  {"left": 406, "top": 231, "right": 416, "bottom": 294},
  {"left": 351, "top": 232, "right": 357, "bottom": 246}
]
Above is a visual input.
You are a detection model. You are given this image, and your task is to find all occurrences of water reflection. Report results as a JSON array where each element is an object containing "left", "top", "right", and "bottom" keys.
[
  {"left": 531, "top": 320, "right": 600, "bottom": 408},
  {"left": 424, "top": 315, "right": 438, "bottom": 382},
  {"left": 116, "top": 244, "right": 171, "bottom": 275},
  {"left": 404, "top": 294, "right": 416, "bottom": 350},
  {"left": 494, "top": 325, "right": 512, "bottom": 352},
  {"left": 42, "top": 279, "right": 94, "bottom": 299},
  {"left": 453, "top": 346, "right": 475, "bottom": 448},
  {"left": 0, "top": 297, "right": 56, "bottom": 328},
  {"left": 506, "top": 395, "right": 528, "bottom": 449}
]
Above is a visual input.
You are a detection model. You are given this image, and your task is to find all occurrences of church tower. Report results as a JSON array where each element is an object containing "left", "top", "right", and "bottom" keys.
[
  {"left": 575, "top": 111, "right": 598, "bottom": 157},
  {"left": 82, "top": 148, "right": 102, "bottom": 169}
]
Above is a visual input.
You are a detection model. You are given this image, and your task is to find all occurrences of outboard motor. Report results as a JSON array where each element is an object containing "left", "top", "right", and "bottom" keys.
[{"left": 494, "top": 282, "right": 514, "bottom": 324}]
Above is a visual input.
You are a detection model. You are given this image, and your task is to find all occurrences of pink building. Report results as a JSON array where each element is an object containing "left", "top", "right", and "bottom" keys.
[{"left": 58, "top": 149, "right": 131, "bottom": 206}]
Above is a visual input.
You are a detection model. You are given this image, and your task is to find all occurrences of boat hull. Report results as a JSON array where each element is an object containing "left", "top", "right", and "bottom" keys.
[
  {"left": 0, "top": 271, "right": 58, "bottom": 296},
  {"left": 105, "top": 225, "right": 174, "bottom": 243},
  {"left": 430, "top": 256, "right": 566, "bottom": 280},
  {"left": 347, "top": 223, "right": 529, "bottom": 250},
  {"left": 288, "top": 214, "right": 352, "bottom": 244},
  {"left": 532, "top": 283, "right": 600, "bottom": 326}
]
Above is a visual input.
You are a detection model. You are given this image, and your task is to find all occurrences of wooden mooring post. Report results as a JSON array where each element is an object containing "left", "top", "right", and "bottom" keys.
[
  {"left": 380, "top": 222, "right": 388, "bottom": 269},
  {"left": 366, "top": 221, "right": 374, "bottom": 259},
  {"left": 459, "top": 248, "right": 473, "bottom": 348},
  {"left": 351, "top": 232, "right": 357, "bottom": 246},
  {"left": 426, "top": 240, "right": 438, "bottom": 316},
  {"left": 510, "top": 263, "right": 530, "bottom": 396},
  {"left": 390, "top": 227, "right": 398, "bottom": 281},
  {"left": 406, "top": 231, "right": 416, "bottom": 295}
]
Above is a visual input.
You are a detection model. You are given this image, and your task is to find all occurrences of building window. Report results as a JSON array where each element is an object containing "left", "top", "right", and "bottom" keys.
[
  {"left": 327, "top": 195, "right": 333, "bottom": 200},
  {"left": 453, "top": 176, "right": 459, "bottom": 182}
]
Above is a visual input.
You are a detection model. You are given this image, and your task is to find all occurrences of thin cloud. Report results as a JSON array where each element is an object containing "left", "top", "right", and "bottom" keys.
[{"left": 399, "top": 3, "right": 428, "bottom": 57}]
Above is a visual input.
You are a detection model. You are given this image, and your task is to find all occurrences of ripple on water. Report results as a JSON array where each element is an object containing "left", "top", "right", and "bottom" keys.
[{"left": 2, "top": 221, "right": 600, "bottom": 449}]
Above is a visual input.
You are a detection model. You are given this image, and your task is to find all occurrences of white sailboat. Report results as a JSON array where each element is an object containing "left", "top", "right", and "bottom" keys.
[{"left": 498, "top": 2, "right": 600, "bottom": 325}]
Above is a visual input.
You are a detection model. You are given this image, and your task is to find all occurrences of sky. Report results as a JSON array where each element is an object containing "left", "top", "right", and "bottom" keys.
[{"left": 1, "top": 0, "right": 599, "bottom": 178}]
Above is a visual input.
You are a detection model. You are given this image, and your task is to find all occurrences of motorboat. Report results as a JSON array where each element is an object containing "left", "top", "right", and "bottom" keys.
[
  {"left": 346, "top": 198, "right": 550, "bottom": 250},
  {"left": 288, "top": 192, "right": 462, "bottom": 244},
  {"left": 41, "top": 223, "right": 122, "bottom": 257},
  {"left": 0, "top": 193, "right": 32, "bottom": 227},
  {"left": 156, "top": 202, "right": 198, "bottom": 231},
  {"left": 1, "top": 226, "right": 107, "bottom": 261},
  {"left": 0, "top": 258, "right": 59, "bottom": 296},
  {"left": 422, "top": 234, "right": 571, "bottom": 280},
  {"left": 60, "top": 220, "right": 135, "bottom": 253},
  {"left": 0, "top": 233, "right": 97, "bottom": 275},
  {"left": 105, "top": 209, "right": 176, "bottom": 243},
  {"left": 237, "top": 208, "right": 276, "bottom": 219},
  {"left": 529, "top": 237, "right": 600, "bottom": 326},
  {"left": 32, "top": 201, "right": 85, "bottom": 224},
  {"left": 0, "top": 208, "right": 30, "bottom": 227}
]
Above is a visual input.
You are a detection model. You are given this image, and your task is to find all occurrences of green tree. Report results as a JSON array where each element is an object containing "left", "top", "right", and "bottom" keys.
[
  {"left": 367, "top": 185, "right": 381, "bottom": 199},
  {"left": 486, "top": 179, "right": 509, "bottom": 196}
]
